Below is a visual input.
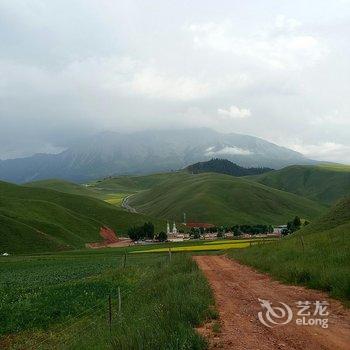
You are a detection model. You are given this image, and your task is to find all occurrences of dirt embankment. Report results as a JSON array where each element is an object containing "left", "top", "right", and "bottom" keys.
[
  {"left": 87, "top": 226, "right": 132, "bottom": 248},
  {"left": 194, "top": 255, "right": 350, "bottom": 350}
]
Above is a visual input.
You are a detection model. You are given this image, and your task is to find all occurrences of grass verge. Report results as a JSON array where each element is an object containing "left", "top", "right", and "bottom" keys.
[{"left": 229, "top": 225, "right": 350, "bottom": 305}]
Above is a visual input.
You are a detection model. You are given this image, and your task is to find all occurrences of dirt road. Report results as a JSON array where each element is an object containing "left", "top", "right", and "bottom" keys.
[
  {"left": 194, "top": 255, "right": 350, "bottom": 350},
  {"left": 121, "top": 194, "right": 138, "bottom": 213}
]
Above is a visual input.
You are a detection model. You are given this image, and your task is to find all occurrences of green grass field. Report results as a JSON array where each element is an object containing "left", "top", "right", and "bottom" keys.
[
  {"left": 0, "top": 249, "right": 216, "bottom": 349},
  {"left": 0, "top": 181, "right": 165, "bottom": 254},
  {"left": 229, "top": 197, "right": 350, "bottom": 304},
  {"left": 127, "top": 172, "right": 326, "bottom": 225},
  {"left": 251, "top": 164, "right": 350, "bottom": 205}
]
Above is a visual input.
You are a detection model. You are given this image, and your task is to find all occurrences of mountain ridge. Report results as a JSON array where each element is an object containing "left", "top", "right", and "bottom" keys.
[{"left": 0, "top": 128, "right": 317, "bottom": 183}]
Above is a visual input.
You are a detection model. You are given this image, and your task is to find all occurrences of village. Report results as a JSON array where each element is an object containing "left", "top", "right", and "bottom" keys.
[{"left": 165, "top": 219, "right": 284, "bottom": 242}]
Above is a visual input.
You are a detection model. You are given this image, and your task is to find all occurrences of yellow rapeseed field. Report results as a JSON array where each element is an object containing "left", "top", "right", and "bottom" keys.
[{"left": 133, "top": 242, "right": 250, "bottom": 253}]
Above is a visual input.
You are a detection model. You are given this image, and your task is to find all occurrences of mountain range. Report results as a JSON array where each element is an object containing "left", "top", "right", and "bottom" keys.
[{"left": 0, "top": 128, "right": 317, "bottom": 183}]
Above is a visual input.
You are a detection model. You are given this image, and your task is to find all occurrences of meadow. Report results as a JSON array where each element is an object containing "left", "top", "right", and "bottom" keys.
[
  {"left": 0, "top": 249, "right": 215, "bottom": 349},
  {"left": 127, "top": 172, "right": 326, "bottom": 225},
  {"left": 0, "top": 180, "right": 165, "bottom": 254},
  {"left": 252, "top": 164, "right": 350, "bottom": 205}
]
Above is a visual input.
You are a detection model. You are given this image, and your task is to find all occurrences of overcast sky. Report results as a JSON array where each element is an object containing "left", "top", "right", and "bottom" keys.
[{"left": 0, "top": 0, "right": 349, "bottom": 163}]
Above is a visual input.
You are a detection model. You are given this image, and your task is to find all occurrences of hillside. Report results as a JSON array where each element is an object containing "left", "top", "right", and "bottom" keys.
[
  {"left": 128, "top": 172, "right": 326, "bottom": 225},
  {"left": 88, "top": 173, "right": 174, "bottom": 194},
  {"left": 0, "top": 181, "right": 164, "bottom": 254},
  {"left": 25, "top": 179, "right": 101, "bottom": 198},
  {"left": 0, "top": 128, "right": 316, "bottom": 183},
  {"left": 186, "top": 158, "right": 273, "bottom": 176},
  {"left": 230, "top": 197, "right": 350, "bottom": 302},
  {"left": 252, "top": 164, "right": 350, "bottom": 204}
]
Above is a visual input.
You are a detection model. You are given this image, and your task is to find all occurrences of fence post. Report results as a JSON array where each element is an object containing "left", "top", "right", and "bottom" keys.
[
  {"left": 108, "top": 295, "right": 112, "bottom": 334},
  {"left": 168, "top": 248, "right": 172, "bottom": 261},
  {"left": 123, "top": 249, "right": 127, "bottom": 268},
  {"left": 300, "top": 235, "right": 305, "bottom": 253},
  {"left": 118, "top": 287, "right": 121, "bottom": 314}
]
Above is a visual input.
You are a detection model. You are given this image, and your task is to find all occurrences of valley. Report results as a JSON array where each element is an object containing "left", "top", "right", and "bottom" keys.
[{"left": 1, "top": 162, "right": 349, "bottom": 349}]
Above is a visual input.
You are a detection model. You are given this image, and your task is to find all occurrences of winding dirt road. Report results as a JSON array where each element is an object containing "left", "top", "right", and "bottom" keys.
[{"left": 194, "top": 255, "right": 350, "bottom": 350}]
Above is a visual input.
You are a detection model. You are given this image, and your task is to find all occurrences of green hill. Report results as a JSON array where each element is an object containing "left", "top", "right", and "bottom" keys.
[
  {"left": 230, "top": 197, "right": 350, "bottom": 302},
  {"left": 88, "top": 173, "right": 174, "bottom": 193},
  {"left": 128, "top": 172, "right": 326, "bottom": 225},
  {"left": 0, "top": 181, "right": 165, "bottom": 254},
  {"left": 25, "top": 179, "right": 101, "bottom": 198},
  {"left": 187, "top": 158, "right": 273, "bottom": 176},
  {"left": 251, "top": 164, "right": 350, "bottom": 205}
]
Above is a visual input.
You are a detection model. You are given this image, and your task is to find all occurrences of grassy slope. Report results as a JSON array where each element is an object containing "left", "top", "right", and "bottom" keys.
[
  {"left": 87, "top": 172, "right": 174, "bottom": 193},
  {"left": 25, "top": 179, "right": 101, "bottom": 198},
  {"left": 128, "top": 172, "right": 326, "bottom": 225},
  {"left": 0, "top": 181, "right": 165, "bottom": 254},
  {"left": 230, "top": 197, "right": 350, "bottom": 303},
  {"left": 0, "top": 251, "right": 214, "bottom": 349},
  {"left": 251, "top": 164, "right": 350, "bottom": 205}
]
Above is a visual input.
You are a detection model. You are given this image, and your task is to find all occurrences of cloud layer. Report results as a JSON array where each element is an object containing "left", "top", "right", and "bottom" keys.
[{"left": 0, "top": 0, "right": 349, "bottom": 163}]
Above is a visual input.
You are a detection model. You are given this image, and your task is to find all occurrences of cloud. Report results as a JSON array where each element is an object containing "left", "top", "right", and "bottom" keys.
[
  {"left": 274, "top": 15, "right": 301, "bottom": 31},
  {"left": 186, "top": 16, "right": 326, "bottom": 70},
  {"left": 128, "top": 69, "right": 211, "bottom": 101},
  {"left": 311, "top": 110, "right": 350, "bottom": 126},
  {"left": 218, "top": 105, "right": 251, "bottom": 119},
  {"left": 0, "top": 2, "right": 348, "bottom": 164},
  {"left": 205, "top": 146, "right": 253, "bottom": 156},
  {"left": 290, "top": 142, "right": 350, "bottom": 163}
]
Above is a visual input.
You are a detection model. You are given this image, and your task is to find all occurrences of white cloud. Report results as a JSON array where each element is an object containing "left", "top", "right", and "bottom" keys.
[
  {"left": 291, "top": 142, "right": 350, "bottom": 163},
  {"left": 128, "top": 69, "right": 211, "bottom": 101},
  {"left": 274, "top": 15, "right": 301, "bottom": 31},
  {"left": 218, "top": 105, "right": 251, "bottom": 119},
  {"left": 186, "top": 16, "right": 326, "bottom": 70},
  {"left": 311, "top": 110, "right": 350, "bottom": 126},
  {"left": 0, "top": 2, "right": 349, "bottom": 164},
  {"left": 206, "top": 146, "right": 253, "bottom": 156}
]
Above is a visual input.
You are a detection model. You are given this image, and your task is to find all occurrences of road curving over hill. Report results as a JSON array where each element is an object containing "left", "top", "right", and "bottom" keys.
[{"left": 194, "top": 255, "right": 350, "bottom": 350}]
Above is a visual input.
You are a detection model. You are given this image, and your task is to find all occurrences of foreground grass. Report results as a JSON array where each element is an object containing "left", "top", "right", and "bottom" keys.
[
  {"left": 0, "top": 250, "right": 215, "bottom": 349},
  {"left": 229, "top": 224, "right": 350, "bottom": 304}
]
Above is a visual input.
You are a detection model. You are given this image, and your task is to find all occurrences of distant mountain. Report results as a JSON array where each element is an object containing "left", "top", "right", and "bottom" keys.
[
  {"left": 186, "top": 158, "right": 273, "bottom": 176},
  {"left": 0, "top": 128, "right": 316, "bottom": 183}
]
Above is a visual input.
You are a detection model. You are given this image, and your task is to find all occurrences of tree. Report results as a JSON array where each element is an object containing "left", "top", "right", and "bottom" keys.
[
  {"left": 193, "top": 228, "right": 201, "bottom": 239},
  {"left": 293, "top": 216, "right": 301, "bottom": 228},
  {"left": 143, "top": 222, "right": 155, "bottom": 239},
  {"left": 127, "top": 226, "right": 142, "bottom": 241},
  {"left": 287, "top": 216, "right": 302, "bottom": 234},
  {"left": 157, "top": 231, "right": 167, "bottom": 242},
  {"left": 127, "top": 222, "right": 155, "bottom": 241}
]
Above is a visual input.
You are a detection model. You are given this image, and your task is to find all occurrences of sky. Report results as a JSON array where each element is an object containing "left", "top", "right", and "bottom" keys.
[{"left": 0, "top": 0, "right": 349, "bottom": 163}]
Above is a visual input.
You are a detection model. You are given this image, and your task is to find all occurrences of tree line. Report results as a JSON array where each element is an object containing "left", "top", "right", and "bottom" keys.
[{"left": 127, "top": 222, "right": 168, "bottom": 241}]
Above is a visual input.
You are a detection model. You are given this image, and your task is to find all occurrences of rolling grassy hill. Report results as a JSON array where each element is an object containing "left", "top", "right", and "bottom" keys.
[
  {"left": 0, "top": 181, "right": 165, "bottom": 254},
  {"left": 230, "top": 197, "right": 350, "bottom": 303},
  {"left": 87, "top": 173, "right": 175, "bottom": 194},
  {"left": 25, "top": 179, "right": 102, "bottom": 198},
  {"left": 128, "top": 172, "right": 326, "bottom": 225},
  {"left": 251, "top": 164, "right": 350, "bottom": 205}
]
